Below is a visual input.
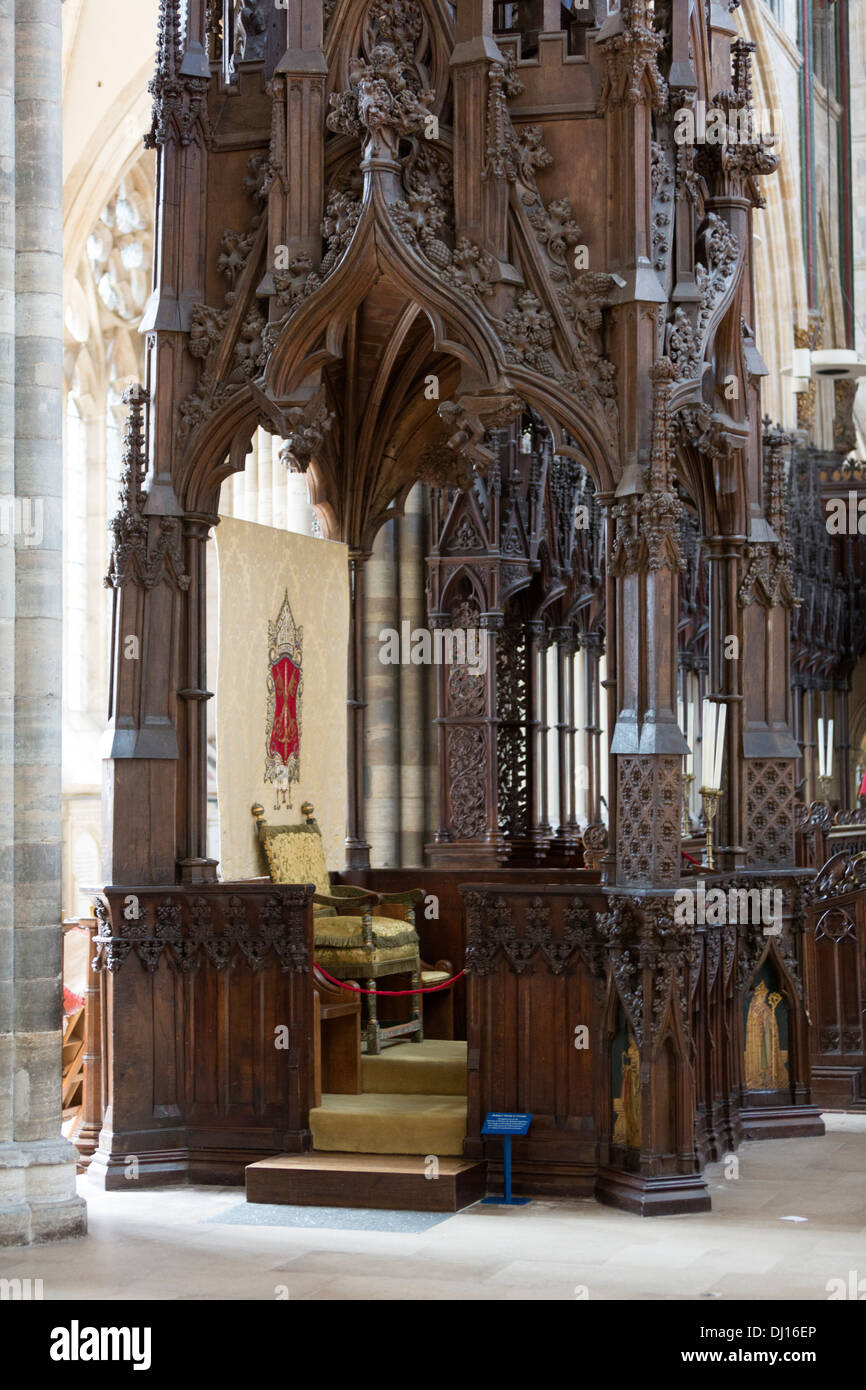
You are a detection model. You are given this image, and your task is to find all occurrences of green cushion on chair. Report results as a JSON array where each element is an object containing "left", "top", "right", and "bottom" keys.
[
  {"left": 316, "top": 942, "right": 420, "bottom": 979},
  {"left": 313, "top": 917, "right": 418, "bottom": 950}
]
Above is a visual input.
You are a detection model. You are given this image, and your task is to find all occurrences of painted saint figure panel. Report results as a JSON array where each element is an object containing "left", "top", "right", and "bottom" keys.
[
  {"left": 265, "top": 590, "right": 303, "bottom": 808},
  {"left": 744, "top": 967, "right": 789, "bottom": 1092}
]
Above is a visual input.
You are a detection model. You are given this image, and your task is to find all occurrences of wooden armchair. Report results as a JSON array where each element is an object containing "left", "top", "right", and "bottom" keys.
[{"left": 252, "top": 802, "right": 424, "bottom": 1054}]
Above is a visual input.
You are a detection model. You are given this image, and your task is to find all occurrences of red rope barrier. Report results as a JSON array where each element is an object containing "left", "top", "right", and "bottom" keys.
[
  {"left": 681, "top": 849, "right": 702, "bottom": 866},
  {"left": 314, "top": 964, "right": 465, "bottom": 997}
]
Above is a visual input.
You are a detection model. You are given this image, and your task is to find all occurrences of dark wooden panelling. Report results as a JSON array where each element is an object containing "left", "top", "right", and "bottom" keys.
[
  {"left": 803, "top": 855, "right": 866, "bottom": 1109},
  {"left": 87, "top": 884, "right": 315, "bottom": 1187}
]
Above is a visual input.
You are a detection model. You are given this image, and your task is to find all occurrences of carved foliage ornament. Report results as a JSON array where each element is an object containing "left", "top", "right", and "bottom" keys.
[
  {"left": 664, "top": 214, "right": 739, "bottom": 381},
  {"left": 463, "top": 891, "right": 596, "bottom": 978},
  {"left": 92, "top": 891, "right": 311, "bottom": 974},
  {"left": 181, "top": 169, "right": 271, "bottom": 439},
  {"left": 326, "top": 40, "right": 435, "bottom": 160},
  {"left": 484, "top": 61, "right": 553, "bottom": 185},
  {"left": 599, "top": 895, "right": 692, "bottom": 1045},
  {"left": 697, "top": 42, "right": 779, "bottom": 206}
]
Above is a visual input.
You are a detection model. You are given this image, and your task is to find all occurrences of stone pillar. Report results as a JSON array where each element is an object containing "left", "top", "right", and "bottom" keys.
[
  {"left": 0, "top": 0, "right": 16, "bottom": 1246},
  {"left": 364, "top": 520, "right": 400, "bottom": 866},
  {"left": 345, "top": 552, "right": 371, "bottom": 869},
  {"left": 398, "top": 486, "right": 428, "bottom": 867},
  {"left": 0, "top": 0, "right": 86, "bottom": 1245}
]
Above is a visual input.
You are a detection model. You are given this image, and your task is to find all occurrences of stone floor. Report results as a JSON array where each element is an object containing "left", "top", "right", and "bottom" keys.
[{"left": 1, "top": 1113, "right": 864, "bottom": 1300}]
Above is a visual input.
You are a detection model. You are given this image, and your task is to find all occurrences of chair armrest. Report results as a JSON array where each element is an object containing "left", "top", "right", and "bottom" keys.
[
  {"left": 313, "top": 888, "right": 378, "bottom": 913},
  {"left": 377, "top": 889, "right": 425, "bottom": 908},
  {"left": 376, "top": 888, "right": 425, "bottom": 923},
  {"left": 313, "top": 889, "right": 377, "bottom": 947}
]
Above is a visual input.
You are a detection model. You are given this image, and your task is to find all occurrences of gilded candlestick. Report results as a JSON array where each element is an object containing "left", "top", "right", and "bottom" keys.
[{"left": 700, "top": 786, "right": 722, "bottom": 870}]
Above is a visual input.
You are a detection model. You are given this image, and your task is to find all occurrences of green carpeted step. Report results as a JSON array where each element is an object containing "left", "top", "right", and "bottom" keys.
[
  {"left": 310, "top": 1092, "right": 467, "bottom": 1156},
  {"left": 361, "top": 1040, "right": 467, "bottom": 1096}
]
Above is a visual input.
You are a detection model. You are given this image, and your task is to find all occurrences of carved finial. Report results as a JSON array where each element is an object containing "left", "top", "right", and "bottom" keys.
[
  {"left": 104, "top": 386, "right": 149, "bottom": 590},
  {"left": 156, "top": 0, "right": 183, "bottom": 83},
  {"left": 105, "top": 384, "right": 190, "bottom": 592},
  {"left": 731, "top": 39, "right": 756, "bottom": 110},
  {"left": 326, "top": 40, "right": 435, "bottom": 164},
  {"left": 145, "top": 0, "right": 212, "bottom": 149},
  {"left": 251, "top": 803, "right": 266, "bottom": 825},
  {"left": 301, "top": 801, "right": 315, "bottom": 824}
]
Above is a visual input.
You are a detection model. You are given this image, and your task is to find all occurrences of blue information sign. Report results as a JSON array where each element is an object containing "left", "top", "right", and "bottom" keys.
[
  {"left": 482, "top": 1112, "right": 533, "bottom": 1137},
  {"left": 481, "top": 1112, "right": 533, "bottom": 1205}
]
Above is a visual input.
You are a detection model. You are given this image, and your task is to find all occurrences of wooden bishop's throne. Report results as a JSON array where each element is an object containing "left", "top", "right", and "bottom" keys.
[{"left": 252, "top": 802, "right": 424, "bottom": 1055}]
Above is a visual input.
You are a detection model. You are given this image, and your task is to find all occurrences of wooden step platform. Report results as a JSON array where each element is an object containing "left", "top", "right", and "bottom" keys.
[{"left": 246, "top": 1152, "right": 487, "bottom": 1212}]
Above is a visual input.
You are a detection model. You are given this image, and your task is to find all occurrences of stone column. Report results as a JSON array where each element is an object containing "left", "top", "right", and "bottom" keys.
[
  {"left": 345, "top": 552, "right": 372, "bottom": 869},
  {"left": 398, "top": 485, "right": 428, "bottom": 867},
  {"left": 0, "top": 0, "right": 86, "bottom": 1245},
  {"left": 364, "top": 521, "right": 400, "bottom": 866}
]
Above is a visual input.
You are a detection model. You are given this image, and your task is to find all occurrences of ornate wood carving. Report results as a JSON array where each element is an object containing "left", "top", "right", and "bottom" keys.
[
  {"left": 617, "top": 756, "right": 682, "bottom": 887},
  {"left": 463, "top": 889, "right": 594, "bottom": 977},
  {"left": 93, "top": 886, "right": 312, "bottom": 974},
  {"left": 90, "top": 0, "right": 843, "bottom": 1209},
  {"left": 744, "top": 760, "right": 796, "bottom": 868},
  {"left": 87, "top": 882, "right": 316, "bottom": 1188}
]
